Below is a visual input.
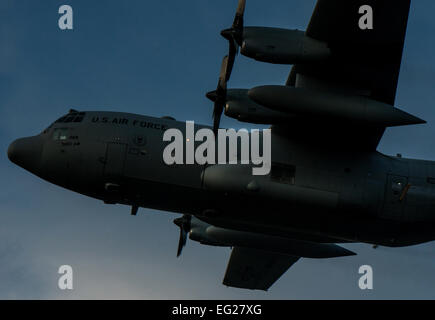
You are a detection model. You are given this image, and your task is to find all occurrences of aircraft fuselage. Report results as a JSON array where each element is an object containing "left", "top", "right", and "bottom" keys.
[{"left": 8, "top": 111, "right": 435, "bottom": 247}]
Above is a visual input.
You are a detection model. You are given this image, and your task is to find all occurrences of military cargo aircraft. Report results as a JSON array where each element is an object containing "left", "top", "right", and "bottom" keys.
[{"left": 7, "top": 0, "right": 434, "bottom": 291}]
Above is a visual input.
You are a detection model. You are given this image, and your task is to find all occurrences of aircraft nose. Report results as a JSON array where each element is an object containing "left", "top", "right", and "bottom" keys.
[{"left": 7, "top": 136, "right": 43, "bottom": 173}]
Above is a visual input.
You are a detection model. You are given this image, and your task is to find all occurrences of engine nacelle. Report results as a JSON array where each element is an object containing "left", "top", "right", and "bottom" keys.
[
  {"left": 248, "top": 85, "right": 426, "bottom": 127},
  {"left": 188, "top": 217, "right": 226, "bottom": 246},
  {"left": 224, "top": 89, "right": 293, "bottom": 124},
  {"left": 241, "top": 27, "right": 331, "bottom": 64},
  {"left": 188, "top": 216, "right": 355, "bottom": 258}
]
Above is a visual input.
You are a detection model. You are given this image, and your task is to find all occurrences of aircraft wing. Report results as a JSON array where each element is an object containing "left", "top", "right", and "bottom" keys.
[
  {"left": 281, "top": 0, "right": 412, "bottom": 150},
  {"left": 222, "top": 247, "right": 300, "bottom": 291}
]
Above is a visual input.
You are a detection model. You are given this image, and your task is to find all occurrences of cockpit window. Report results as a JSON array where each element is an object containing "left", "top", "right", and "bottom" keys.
[
  {"left": 52, "top": 128, "right": 70, "bottom": 141},
  {"left": 55, "top": 112, "right": 86, "bottom": 124}
]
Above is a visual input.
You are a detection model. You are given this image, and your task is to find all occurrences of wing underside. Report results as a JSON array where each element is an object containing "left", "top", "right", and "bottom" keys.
[{"left": 279, "top": 0, "right": 412, "bottom": 150}]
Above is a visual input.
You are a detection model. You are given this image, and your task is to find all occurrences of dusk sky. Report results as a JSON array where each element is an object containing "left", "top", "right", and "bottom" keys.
[{"left": 1, "top": 0, "right": 435, "bottom": 299}]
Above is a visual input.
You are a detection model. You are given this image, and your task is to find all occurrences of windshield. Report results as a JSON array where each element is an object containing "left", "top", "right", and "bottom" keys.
[
  {"left": 55, "top": 112, "right": 86, "bottom": 124},
  {"left": 41, "top": 111, "right": 86, "bottom": 135}
]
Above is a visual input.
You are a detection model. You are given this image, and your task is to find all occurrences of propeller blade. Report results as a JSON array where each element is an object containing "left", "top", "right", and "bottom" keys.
[
  {"left": 218, "top": 55, "right": 229, "bottom": 91},
  {"left": 176, "top": 228, "right": 187, "bottom": 257},
  {"left": 213, "top": 102, "right": 223, "bottom": 136},
  {"left": 226, "top": 39, "right": 237, "bottom": 82},
  {"left": 233, "top": 0, "right": 246, "bottom": 31},
  {"left": 173, "top": 215, "right": 191, "bottom": 258},
  {"left": 211, "top": 56, "right": 230, "bottom": 135}
]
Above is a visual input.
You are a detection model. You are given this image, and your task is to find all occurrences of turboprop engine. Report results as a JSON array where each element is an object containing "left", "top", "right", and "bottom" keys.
[
  {"left": 224, "top": 89, "right": 293, "bottom": 124},
  {"left": 173, "top": 215, "right": 355, "bottom": 259},
  {"left": 240, "top": 27, "right": 331, "bottom": 64}
]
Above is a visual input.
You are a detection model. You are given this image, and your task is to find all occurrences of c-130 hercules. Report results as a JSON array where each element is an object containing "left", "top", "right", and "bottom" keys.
[{"left": 7, "top": 0, "right": 434, "bottom": 290}]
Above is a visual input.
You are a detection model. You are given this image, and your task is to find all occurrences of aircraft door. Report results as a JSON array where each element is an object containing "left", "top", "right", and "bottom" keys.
[
  {"left": 104, "top": 143, "right": 127, "bottom": 180},
  {"left": 382, "top": 174, "right": 408, "bottom": 220}
]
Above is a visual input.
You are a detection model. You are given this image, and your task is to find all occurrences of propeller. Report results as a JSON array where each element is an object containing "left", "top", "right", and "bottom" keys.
[
  {"left": 206, "top": 0, "right": 246, "bottom": 135},
  {"left": 173, "top": 215, "right": 192, "bottom": 257},
  {"left": 206, "top": 56, "right": 229, "bottom": 136},
  {"left": 221, "top": 0, "right": 246, "bottom": 79}
]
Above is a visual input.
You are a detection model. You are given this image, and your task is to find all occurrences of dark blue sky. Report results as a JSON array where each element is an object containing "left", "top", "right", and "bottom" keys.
[{"left": 1, "top": 0, "right": 435, "bottom": 299}]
